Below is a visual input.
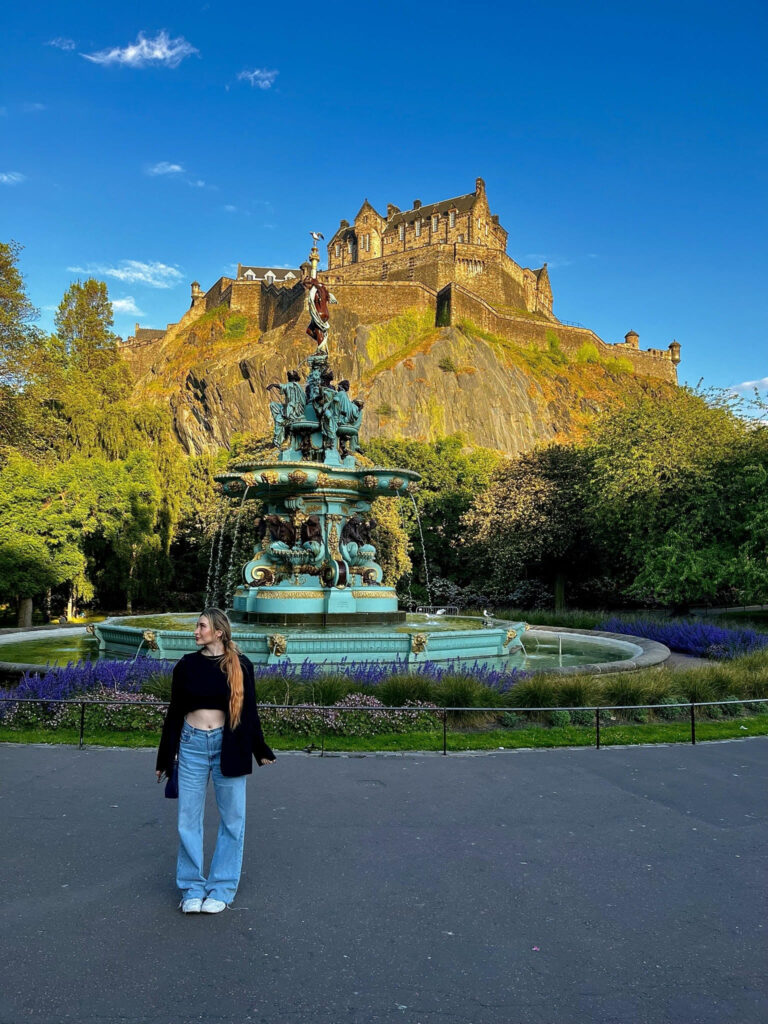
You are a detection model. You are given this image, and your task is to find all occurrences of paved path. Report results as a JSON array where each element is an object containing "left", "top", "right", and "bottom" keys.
[{"left": 1, "top": 740, "right": 766, "bottom": 1024}]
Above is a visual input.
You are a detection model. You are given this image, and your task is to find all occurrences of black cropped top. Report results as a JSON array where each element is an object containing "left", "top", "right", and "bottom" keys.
[{"left": 173, "top": 651, "right": 231, "bottom": 714}]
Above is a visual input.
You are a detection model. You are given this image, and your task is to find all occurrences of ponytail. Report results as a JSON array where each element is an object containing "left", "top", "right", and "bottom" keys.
[
  {"left": 222, "top": 640, "right": 244, "bottom": 728},
  {"left": 200, "top": 607, "right": 244, "bottom": 728}
]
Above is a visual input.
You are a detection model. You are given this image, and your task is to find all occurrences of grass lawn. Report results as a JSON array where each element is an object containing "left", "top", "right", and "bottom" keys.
[{"left": 3, "top": 716, "right": 767, "bottom": 752}]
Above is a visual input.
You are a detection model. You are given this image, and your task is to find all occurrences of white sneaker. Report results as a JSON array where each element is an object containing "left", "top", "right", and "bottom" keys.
[
  {"left": 201, "top": 898, "right": 227, "bottom": 914},
  {"left": 180, "top": 898, "right": 203, "bottom": 913}
]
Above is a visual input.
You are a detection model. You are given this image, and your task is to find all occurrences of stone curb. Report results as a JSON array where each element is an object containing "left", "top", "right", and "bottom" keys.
[{"left": 523, "top": 625, "right": 670, "bottom": 674}]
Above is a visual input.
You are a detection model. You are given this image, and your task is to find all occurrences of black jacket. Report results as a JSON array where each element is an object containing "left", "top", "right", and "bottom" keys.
[{"left": 156, "top": 652, "right": 275, "bottom": 777}]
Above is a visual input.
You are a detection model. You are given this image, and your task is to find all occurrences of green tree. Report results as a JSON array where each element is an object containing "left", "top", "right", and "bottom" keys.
[
  {"left": 0, "top": 241, "right": 46, "bottom": 453},
  {"left": 460, "top": 444, "right": 597, "bottom": 610},
  {"left": 584, "top": 389, "right": 768, "bottom": 609},
  {"left": 364, "top": 434, "right": 502, "bottom": 595},
  {"left": 54, "top": 278, "right": 123, "bottom": 375}
]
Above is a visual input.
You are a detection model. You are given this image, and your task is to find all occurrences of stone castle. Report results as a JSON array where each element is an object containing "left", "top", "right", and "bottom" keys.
[{"left": 124, "top": 178, "right": 681, "bottom": 383}]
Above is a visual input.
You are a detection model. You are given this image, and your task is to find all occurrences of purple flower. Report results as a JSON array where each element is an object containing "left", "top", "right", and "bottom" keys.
[{"left": 598, "top": 618, "right": 768, "bottom": 659}]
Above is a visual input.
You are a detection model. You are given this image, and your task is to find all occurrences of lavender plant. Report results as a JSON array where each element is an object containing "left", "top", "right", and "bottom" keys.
[{"left": 599, "top": 618, "right": 768, "bottom": 659}]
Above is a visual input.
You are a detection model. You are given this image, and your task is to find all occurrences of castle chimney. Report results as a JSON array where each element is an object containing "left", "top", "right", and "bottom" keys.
[
  {"left": 386, "top": 203, "right": 400, "bottom": 219},
  {"left": 413, "top": 199, "right": 421, "bottom": 210},
  {"left": 491, "top": 214, "right": 499, "bottom": 225},
  {"left": 475, "top": 177, "right": 486, "bottom": 195},
  {"left": 340, "top": 218, "right": 349, "bottom": 228},
  {"left": 668, "top": 339, "right": 681, "bottom": 365},
  {"left": 624, "top": 330, "right": 639, "bottom": 349}
]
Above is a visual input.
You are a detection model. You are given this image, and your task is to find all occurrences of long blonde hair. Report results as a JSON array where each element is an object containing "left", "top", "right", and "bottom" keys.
[{"left": 201, "top": 607, "right": 243, "bottom": 728}]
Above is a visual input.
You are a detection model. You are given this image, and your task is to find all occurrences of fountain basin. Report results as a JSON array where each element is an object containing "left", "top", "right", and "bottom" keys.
[{"left": 94, "top": 613, "right": 526, "bottom": 668}]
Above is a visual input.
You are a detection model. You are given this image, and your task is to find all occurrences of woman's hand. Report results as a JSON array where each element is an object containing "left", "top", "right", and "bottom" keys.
[
  {"left": 156, "top": 770, "right": 165, "bottom": 782},
  {"left": 256, "top": 757, "right": 275, "bottom": 766}
]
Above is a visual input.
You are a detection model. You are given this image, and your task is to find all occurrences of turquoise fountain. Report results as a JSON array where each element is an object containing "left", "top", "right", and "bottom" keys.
[{"left": 94, "top": 238, "right": 527, "bottom": 668}]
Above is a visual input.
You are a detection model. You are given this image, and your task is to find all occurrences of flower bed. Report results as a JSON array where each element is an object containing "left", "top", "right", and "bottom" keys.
[{"left": 598, "top": 618, "right": 768, "bottom": 659}]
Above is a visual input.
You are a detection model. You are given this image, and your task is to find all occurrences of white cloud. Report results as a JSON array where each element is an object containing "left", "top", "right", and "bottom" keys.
[
  {"left": 188, "top": 179, "right": 206, "bottom": 188},
  {"left": 0, "top": 172, "right": 26, "bottom": 185},
  {"left": 111, "top": 296, "right": 144, "bottom": 315},
  {"left": 46, "top": 37, "right": 76, "bottom": 50},
  {"left": 22, "top": 102, "right": 46, "bottom": 113},
  {"left": 730, "top": 376, "right": 768, "bottom": 395},
  {"left": 146, "top": 161, "right": 184, "bottom": 176},
  {"left": 82, "top": 30, "right": 198, "bottom": 69},
  {"left": 67, "top": 260, "right": 184, "bottom": 289},
  {"left": 224, "top": 205, "right": 237, "bottom": 212},
  {"left": 237, "top": 68, "right": 278, "bottom": 90}
]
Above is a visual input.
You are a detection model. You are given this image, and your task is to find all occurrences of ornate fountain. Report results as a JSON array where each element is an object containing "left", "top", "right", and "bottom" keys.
[{"left": 217, "top": 237, "right": 419, "bottom": 625}]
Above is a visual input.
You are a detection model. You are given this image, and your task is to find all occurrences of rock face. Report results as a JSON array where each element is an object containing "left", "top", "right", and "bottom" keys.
[{"left": 126, "top": 305, "right": 668, "bottom": 456}]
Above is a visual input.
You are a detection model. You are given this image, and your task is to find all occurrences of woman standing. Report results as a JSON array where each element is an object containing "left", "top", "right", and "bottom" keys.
[{"left": 156, "top": 608, "right": 275, "bottom": 914}]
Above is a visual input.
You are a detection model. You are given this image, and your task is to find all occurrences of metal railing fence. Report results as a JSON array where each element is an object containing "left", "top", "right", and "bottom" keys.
[{"left": 1, "top": 697, "right": 766, "bottom": 754}]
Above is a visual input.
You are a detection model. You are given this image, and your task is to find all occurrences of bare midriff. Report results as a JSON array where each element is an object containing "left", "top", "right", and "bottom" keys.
[{"left": 185, "top": 709, "right": 226, "bottom": 730}]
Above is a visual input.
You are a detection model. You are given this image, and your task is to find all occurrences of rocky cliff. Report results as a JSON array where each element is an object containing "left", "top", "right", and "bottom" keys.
[{"left": 124, "top": 302, "right": 671, "bottom": 456}]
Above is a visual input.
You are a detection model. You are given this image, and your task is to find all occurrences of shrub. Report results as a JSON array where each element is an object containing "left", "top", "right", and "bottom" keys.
[
  {"left": 258, "top": 694, "right": 441, "bottom": 738},
  {"left": 571, "top": 708, "right": 595, "bottom": 726},
  {"left": 546, "top": 709, "right": 571, "bottom": 727},
  {"left": 224, "top": 313, "right": 249, "bottom": 339},
  {"left": 599, "top": 617, "right": 768, "bottom": 660},
  {"left": 437, "top": 356, "right": 458, "bottom": 373},
  {"left": 655, "top": 695, "right": 686, "bottom": 721},
  {"left": 576, "top": 342, "right": 600, "bottom": 364},
  {"left": 376, "top": 674, "right": 434, "bottom": 706}
]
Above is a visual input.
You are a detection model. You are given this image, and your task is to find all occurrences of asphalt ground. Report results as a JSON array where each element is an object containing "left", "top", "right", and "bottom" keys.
[{"left": 1, "top": 740, "right": 766, "bottom": 1024}]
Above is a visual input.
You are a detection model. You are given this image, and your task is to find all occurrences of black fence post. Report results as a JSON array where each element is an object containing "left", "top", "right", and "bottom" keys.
[
  {"left": 79, "top": 702, "right": 85, "bottom": 750},
  {"left": 442, "top": 709, "right": 448, "bottom": 756},
  {"left": 595, "top": 707, "right": 601, "bottom": 750},
  {"left": 690, "top": 703, "right": 696, "bottom": 745},
  {"left": 320, "top": 707, "right": 326, "bottom": 758}
]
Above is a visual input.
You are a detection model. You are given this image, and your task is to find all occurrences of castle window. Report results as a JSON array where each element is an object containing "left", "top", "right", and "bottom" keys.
[
  {"left": 265, "top": 271, "right": 275, "bottom": 284},
  {"left": 432, "top": 215, "right": 439, "bottom": 231},
  {"left": 365, "top": 234, "right": 370, "bottom": 251},
  {"left": 449, "top": 211, "right": 457, "bottom": 228},
  {"left": 335, "top": 244, "right": 340, "bottom": 258},
  {"left": 415, "top": 219, "right": 421, "bottom": 237},
  {"left": 458, "top": 234, "right": 464, "bottom": 243},
  {"left": 398, "top": 224, "right": 405, "bottom": 241},
  {"left": 485, "top": 224, "right": 488, "bottom": 237},
  {"left": 348, "top": 241, "right": 353, "bottom": 255}
]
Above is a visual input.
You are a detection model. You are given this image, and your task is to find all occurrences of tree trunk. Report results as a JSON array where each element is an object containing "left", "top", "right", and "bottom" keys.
[
  {"left": 18, "top": 597, "right": 33, "bottom": 628},
  {"left": 554, "top": 572, "right": 566, "bottom": 614},
  {"left": 44, "top": 588, "right": 52, "bottom": 623},
  {"left": 66, "top": 588, "right": 75, "bottom": 620}
]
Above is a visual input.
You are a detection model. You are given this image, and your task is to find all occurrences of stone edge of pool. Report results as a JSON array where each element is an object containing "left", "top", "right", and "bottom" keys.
[{"left": 0, "top": 624, "right": 669, "bottom": 682}]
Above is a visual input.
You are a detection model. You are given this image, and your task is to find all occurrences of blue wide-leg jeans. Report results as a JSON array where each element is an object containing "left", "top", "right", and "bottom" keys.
[{"left": 176, "top": 722, "right": 247, "bottom": 904}]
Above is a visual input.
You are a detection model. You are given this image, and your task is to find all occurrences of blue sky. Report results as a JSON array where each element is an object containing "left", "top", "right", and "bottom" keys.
[{"left": 2, "top": 0, "right": 766, "bottom": 396}]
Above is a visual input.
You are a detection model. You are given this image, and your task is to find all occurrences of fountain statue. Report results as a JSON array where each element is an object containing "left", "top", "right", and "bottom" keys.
[{"left": 215, "top": 235, "right": 419, "bottom": 625}]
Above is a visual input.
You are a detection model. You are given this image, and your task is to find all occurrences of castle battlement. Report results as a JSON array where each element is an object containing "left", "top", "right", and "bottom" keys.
[{"left": 124, "top": 178, "right": 681, "bottom": 386}]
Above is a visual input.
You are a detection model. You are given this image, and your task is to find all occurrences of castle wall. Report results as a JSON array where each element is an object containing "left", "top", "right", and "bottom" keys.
[
  {"left": 204, "top": 277, "right": 235, "bottom": 311},
  {"left": 441, "top": 283, "right": 678, "bottom": 384},
  {"left": 328, "top": 281, "right": 437, "bottom": 324},
  {"left": 228, "top": 281, "right": 262, "bottom": 317},
  {"left": 323, "top": 243, "right": 552, "bottom": 317}
]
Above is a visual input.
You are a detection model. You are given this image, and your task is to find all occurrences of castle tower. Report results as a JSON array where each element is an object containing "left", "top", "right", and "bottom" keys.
[
  {"left": 624, "top": 330, "right": 639, "bottom": 349},
  {"left": 190, "top": 281, "right": 203, "bottom": 308},
  {"left": 668, "top": 339, "right": 681, "bottom": 365}
]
